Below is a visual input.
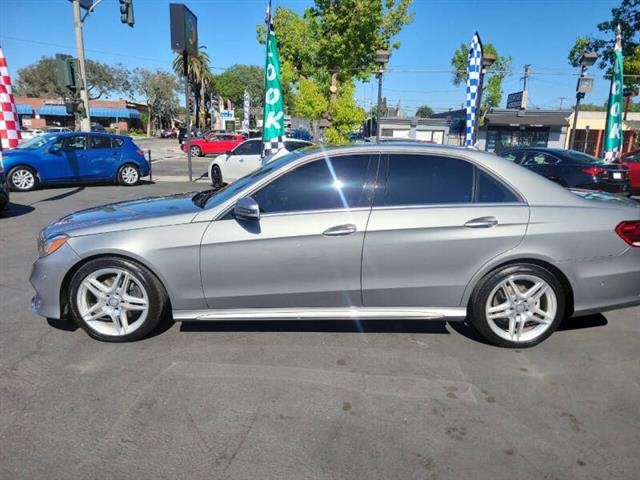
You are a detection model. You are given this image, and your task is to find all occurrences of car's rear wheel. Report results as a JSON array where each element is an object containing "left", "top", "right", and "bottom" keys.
[
  {"left": 68, "top": 257, "right": 167, "bottom": 342},
  {"left": 190, "top": 145, "right": 202, "bottom": 157},
  {"left": 8, "top": 166, "right": 38, "bottom": 191},
  {"left": 117, "top": 164, "right": 140, "bottom": 186},
  {"left": 211, "top": 165, "right": 223, "bottom": 189},
  {"left": 470, "top": 264, "right": 565, "bottom": 348}
]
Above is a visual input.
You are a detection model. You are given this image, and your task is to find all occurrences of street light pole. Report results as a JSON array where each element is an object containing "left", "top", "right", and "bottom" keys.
[
  {"left": 72, "top": 0, "right": 91, "bottom": 131},
  {"left": 374, "top": 48, "right": 390, "bottom": 143},
  {"left": 569, "top": 53, "right": 597, "bottom": 151},
  {"left": 376, "top": 69, "right": 383, "bottom": 143},
  {"left": 183, "top": 51, "right": 193, "bottom": 183}
]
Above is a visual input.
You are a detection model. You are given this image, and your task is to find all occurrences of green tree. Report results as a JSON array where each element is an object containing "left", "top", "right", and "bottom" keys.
[
  {"left": 324, "top": 81, "right": 366, "bottom": 144},
  {"left": 293, "top": 77, "right": 328, "bottom": 141},
  {"left": 132, "top": 68, "right": 180, "bottom": 136},
  {"left": 568, "top": 0, "right": 640, "bottom": 90},
  {"left": 173, "top": 46, "right": 212, "bottom": 128},
  {"left": 257, "top": 0, "right": 414, "bottom": 143},
  {"left": 14, "top": 56, "right": 130, "bottom": 100},
  {"left": 450, "top": 43, "right": 512, "bottom": 109},
  {"left": 214, "top": 64, "right": 264, "bottom": 124},
  {"left": 415, "top": 105, "right": 434, "bottom": 117}
]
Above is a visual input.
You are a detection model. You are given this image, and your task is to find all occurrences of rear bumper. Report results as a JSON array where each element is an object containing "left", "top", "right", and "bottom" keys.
[
  {"left": 563, "top": 247, "right": 640, "bottom": 316},
  {"left": 29, "top": 242, "right": 80, "bottom": 319}
]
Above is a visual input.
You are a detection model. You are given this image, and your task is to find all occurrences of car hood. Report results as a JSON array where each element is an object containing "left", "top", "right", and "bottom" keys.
[{"left": 42, "top": 192, "right": 203, "bottom": 238}]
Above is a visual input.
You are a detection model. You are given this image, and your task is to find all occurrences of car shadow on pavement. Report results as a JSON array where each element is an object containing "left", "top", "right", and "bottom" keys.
[
  {"left": 34, "top": 186, "right": 85, "bottom": 203},
  {"left": 180, "top": 319, "right": 450, "bottom": 335},
  {"left": 558, "top": 314, "right": 608, "bottom": 331},
  {"left": 0, "top": 202, "right": 35, "bottom": 218}
]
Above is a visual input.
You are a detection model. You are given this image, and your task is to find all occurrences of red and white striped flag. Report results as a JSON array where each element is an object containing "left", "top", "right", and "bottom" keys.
[{"left": 0, "top": 45, "right": 21, "bottom": 150}]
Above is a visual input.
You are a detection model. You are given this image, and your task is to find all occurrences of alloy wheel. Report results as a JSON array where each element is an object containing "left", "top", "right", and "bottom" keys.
[
  {"left": 11, "top": 169, "right": 35, "bottom": 190},
  {"left": 485, "top": 274, "right": 557, "bottom": 343},
  {"left": 121, "top": 166, "right": 139, "bottom": 185},
  {"left": 76, "top": 268, "right": 149, "bottom": 337}
]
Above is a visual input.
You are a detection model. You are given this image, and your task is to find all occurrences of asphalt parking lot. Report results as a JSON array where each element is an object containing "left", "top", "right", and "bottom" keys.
[{"left": 1, "top": 180, "right": 640, "bottom": 479}]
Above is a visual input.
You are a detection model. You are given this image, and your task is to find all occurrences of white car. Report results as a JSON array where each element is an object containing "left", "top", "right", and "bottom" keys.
[
  {"left": 20, "top": 129, "right": 45, "bottom": 141},
  {"left": 208, "top": 137, "right": 312, "bottom": 187}
]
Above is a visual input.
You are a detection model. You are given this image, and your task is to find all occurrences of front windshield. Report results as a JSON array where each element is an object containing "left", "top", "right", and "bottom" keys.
[
  {"left": 17, "top": 134, "right": 58, "bottom": 150},
  {"left": 561, "top": 150, "right": 605, "bottom": 164},
  {"left": 193, "top": 149, "right": 307, "bottom": 209}
]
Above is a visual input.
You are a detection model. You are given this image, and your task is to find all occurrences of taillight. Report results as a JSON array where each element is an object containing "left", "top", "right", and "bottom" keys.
[
  {"left": 615, "top": 221, "right": 640, "bottom": 247},
  {"left": 137, "top": 149, "right": 145, "bottom": 156},
  {"left": 580, "top": 167, "right": 605, "bottom": 176}
]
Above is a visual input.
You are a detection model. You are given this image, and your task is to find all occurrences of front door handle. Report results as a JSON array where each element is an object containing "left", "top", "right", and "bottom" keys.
[
  {"left": 464, "top": 216, "right": 498, "bottom": 228},
  {"left": 323, "top": 224, "right": 357, "bottom": 236}
]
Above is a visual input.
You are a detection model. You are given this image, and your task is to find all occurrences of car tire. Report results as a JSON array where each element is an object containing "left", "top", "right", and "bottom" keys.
[
  {"left": 211, "top": 165, "right": 223, "bottom": 189},
  {"left": 190, "top": 145, "right": 202, "bottom": 157},
  {"left": 117, "top": 163, "right": 140, "bottom": 186},
  {"left": 8, "top": 166, "right": 38, "bottom": 192},
  {"left": 68, "top": 257, "right": 168, "bottom": 342},
  {"left": 469, "top": 263, "right": 566, "bottom": 348}
]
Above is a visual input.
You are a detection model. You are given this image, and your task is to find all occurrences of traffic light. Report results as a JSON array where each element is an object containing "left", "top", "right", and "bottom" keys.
[
  {"left": 55, "top": 54, "right": 77, "bottom": 91},
  {"left": 119, "top": 0, "right": 134, "bottom": 27},
  {"left": 188, "top": 97, "right": 194, "bottom": 114}
]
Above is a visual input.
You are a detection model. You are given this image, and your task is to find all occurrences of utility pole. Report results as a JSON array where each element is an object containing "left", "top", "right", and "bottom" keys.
[
  {"left": 72, "top": 0, "right": 91, "bottom": 131},
  {"left": 184, "top": 52, "right": 193, "bottom": 182},
  {"left": 521, "top": 64, "right": 531, "bottom": 92},
  {"left": 559, "top": 97, "right": 567, "bottom": 109}
]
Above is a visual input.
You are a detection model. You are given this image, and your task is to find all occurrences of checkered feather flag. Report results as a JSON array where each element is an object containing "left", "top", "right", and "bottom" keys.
[
  {"left": 262, "top": 0, "right": 285, "bottom": 157},
  {"left": 0, "top": 45, "right": 21, "bottom": 151},
  {"left": 465, "top": 32, "right": 483, "bottom": 147}
]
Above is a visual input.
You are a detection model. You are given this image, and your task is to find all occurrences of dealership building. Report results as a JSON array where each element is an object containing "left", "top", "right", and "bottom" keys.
[{"left": 14, "top": 97, "right": 145, "bottom": 132}]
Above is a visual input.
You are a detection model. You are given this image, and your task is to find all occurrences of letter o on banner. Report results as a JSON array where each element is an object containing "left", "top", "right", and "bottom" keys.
[
  {"left": 612, "top": 80, "right": 621, "bottom": 95},
  {"left": 266, "top": 64, "right": 276, "bottom": 81},
  {"left": 265, "top": 87, "right": 280, "bottom": 105}
]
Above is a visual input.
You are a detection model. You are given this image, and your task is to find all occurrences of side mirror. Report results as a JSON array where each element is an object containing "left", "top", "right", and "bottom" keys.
[
  {"left": 49, "top": 145, "right": 61, "bottom": 154},
  {"left": 225, "top": 150, "right": 233, "bottom": 155},
  {"left": 234, "top": 197, "right": 260, "bottom": 222}
]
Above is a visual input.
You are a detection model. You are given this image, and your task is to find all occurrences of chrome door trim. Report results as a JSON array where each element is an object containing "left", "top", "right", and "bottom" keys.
[{"left": 172, "top": 306, "right": 467, "bottom": 321}]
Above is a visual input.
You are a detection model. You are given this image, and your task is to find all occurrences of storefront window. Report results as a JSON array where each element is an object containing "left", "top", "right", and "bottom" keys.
[{"left": 486, "top": 129, "right": 549, "bottom": 153}]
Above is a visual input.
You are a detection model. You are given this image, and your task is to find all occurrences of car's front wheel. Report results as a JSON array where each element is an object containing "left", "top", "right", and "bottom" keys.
[
  {"left": 68, "top": 257, "right": 168, "bottom": 342},
  {"left": 8, "top": 166, "right": 38, "bottom": 191},
  {"left": 117, "top": 164, "right": 140, "bottom": 186},
  {"left": 470, "top": 263, "right": 565, "bottom": 348}
]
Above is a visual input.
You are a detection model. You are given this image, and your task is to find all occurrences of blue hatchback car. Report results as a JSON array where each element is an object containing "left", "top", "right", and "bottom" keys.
[{"left": 2, "top": 132, "right": 150, "bottom": 191}]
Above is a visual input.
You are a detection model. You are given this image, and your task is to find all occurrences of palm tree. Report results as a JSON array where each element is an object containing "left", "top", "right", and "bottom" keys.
[{"left": 173, "top": 45, "right": 211, "bottom": 128}]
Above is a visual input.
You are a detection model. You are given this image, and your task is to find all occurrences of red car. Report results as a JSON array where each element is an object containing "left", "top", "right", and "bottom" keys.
[
  {"left": 620, "top": 148, "right": 640, "bottom": 193},
  {"left": 184, "top": 133, "right": 244, "bottom": 157}
]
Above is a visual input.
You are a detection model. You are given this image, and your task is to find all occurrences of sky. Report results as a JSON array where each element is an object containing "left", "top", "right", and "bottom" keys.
[{"left": 0, "top": 0, "right": 626, "bottom": 115}]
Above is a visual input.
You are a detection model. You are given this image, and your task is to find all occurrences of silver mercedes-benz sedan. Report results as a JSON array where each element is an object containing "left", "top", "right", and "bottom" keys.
[{"left": 30, "top": 144, "right": 640, "bottom": 347}]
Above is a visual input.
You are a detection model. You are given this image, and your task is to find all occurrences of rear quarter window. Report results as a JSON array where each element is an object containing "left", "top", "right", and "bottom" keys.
[{"left": 111, "top": 138, "right": 124, "bottom": 148}]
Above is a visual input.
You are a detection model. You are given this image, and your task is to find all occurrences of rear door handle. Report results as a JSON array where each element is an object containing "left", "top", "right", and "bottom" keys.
[
  {"left": 464, "top": 216, "right": 498, "bottom": 228},
  {"left": 323, "top": 224, "right": 357, "bottom": 236}
]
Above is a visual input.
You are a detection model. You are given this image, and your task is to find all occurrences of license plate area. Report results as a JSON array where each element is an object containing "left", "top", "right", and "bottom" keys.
[{"left": 613, "top": 172, "right": 623, "bottom": 180}]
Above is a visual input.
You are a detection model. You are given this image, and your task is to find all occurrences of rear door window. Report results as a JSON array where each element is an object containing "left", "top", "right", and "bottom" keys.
[
  {"left": 501, "top": 151, "right": 524, "bottom": 163},
  {"left": 285, "top": 141, "right": 309, "bottom": 152},
  {"left": 475, "top": 169, "right": 519, "bottom": 203},
  {"left": 376, "top": 154, "right": 474, "bottom": 206},
  {"left": 523, "top": 152, "right": 560, "bottom": 165},
  {"left": 88, "top": 135, "right": 112, "bottom": 150}
]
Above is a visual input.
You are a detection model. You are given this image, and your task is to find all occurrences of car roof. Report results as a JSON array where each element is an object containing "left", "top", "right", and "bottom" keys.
[{"left": 48, "top": 131, "right": 129, "bottom": 140}]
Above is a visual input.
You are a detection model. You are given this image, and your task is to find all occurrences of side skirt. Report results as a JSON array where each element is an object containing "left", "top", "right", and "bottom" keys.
[{"left": 172, "top": 306, "right": 467, "bottom": 322}]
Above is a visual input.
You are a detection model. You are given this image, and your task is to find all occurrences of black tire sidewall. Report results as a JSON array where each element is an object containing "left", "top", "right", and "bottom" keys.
[
  {"left": 8, "top": 166, "right": 37, "bottom": 191},
  {"left": 117, "top": 164, "right": 140, "bottom": 186},
  {"left": 470, "top": 264, "right": 566, "bottom": 348},
  {"left": 68, "top": 257, "right": 167, "bottom": 342},
  {"left": 211, "top": 165, "right": 223, "bottom": 188}
]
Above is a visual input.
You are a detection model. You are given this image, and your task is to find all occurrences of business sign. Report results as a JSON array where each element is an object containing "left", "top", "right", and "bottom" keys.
[
  {"left": 221, "top": 110, "right": 234, "bottom": 119},
  {"left": 577, "top": 76, "right": 594, "bottom": 94},
  {"left": 506, "top": 91, "right": 528, "bottom": 110},
  {"left": 169, "top": 3, "right": 198, "bottom": 56}
]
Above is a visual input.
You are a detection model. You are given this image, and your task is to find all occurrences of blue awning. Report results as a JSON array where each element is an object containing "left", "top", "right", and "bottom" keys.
[
  {"left": 90, "top": 107, "right": 141, "bottom": 119},
  {"left": 38, "top": 104, "right": 70, "bottom": 116},
  {"left": 16, "top": 103, "right": 34, "bottom": 115}
]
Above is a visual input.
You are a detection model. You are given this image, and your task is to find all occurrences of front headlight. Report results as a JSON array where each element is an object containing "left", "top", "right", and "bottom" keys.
[{"left": 38, "top": 234, "right": 69, "bottom": 257}]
